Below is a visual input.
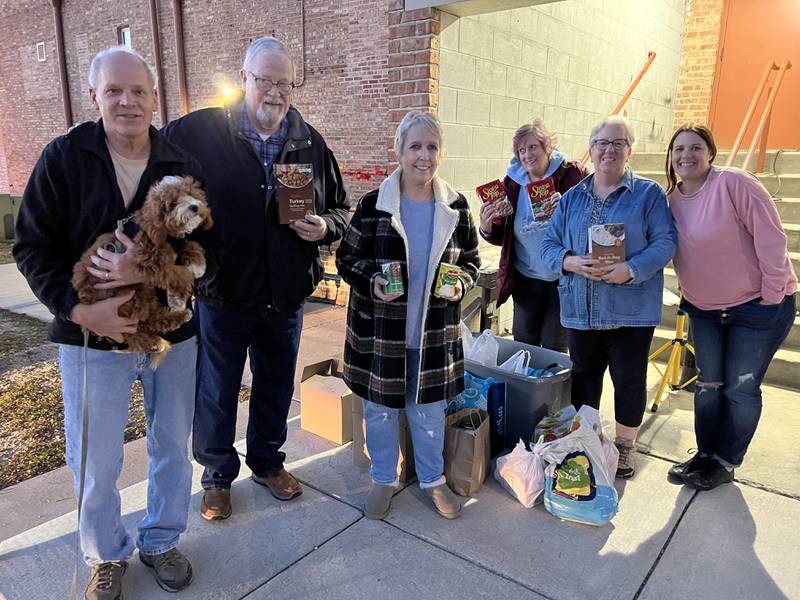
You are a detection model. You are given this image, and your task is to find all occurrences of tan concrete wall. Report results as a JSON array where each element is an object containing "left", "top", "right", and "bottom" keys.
[
  {"left": 438, "top": 0, "right": 685, "bottom": 200},
  {"left": 437, "top": 0, "right": 685, "bottom": 332}
]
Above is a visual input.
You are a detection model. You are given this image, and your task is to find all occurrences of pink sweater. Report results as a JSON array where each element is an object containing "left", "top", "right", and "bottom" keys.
[{"left": 668, "top": 167, "right": 797, "bottom": 310}]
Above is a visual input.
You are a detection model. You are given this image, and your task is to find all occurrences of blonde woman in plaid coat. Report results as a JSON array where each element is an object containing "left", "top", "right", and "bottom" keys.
[{"left": 336, "top": 111, "right": 480, "bottom": 521}]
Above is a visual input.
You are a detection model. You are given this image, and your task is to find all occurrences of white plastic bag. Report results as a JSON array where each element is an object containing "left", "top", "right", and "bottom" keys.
[
  {"left": 538, "top": 406, "right": 619, "bottom": 526},
  {"left": 493, "top": 439, "right": 545, "bottom": 508},
  {"left": 460, "top": 321, "right": 474, "bottom": 358},
  {"left": 464, "top": 329, "right": 499, "bottom": 367},
  {"left": 573, "top": 406, "right": 619, "bottom": 477},
  {"left": 498, "top": 349, "right": 531, "bottom": 375}
]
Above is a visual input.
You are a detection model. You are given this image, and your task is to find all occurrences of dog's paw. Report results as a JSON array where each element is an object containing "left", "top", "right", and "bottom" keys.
[
  {"left": 187, "top": 261, "right": 206, "bottom": 279},
  {"left": 181, "top": 309, "right": 193, "bottom": 324}
]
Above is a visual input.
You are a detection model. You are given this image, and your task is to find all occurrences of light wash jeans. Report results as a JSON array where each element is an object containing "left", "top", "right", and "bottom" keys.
[
  {"left": 59, "top": 338, "right": 196, "bottom": 565},
  {"left": 364, "top": 349, "right": 446, "bottom": 487}
]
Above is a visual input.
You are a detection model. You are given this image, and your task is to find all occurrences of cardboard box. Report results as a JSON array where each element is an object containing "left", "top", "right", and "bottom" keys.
[
  {"left": 300, "top": 357, "right": 355, "bottom": 445},
  {"left": 352, "top": 396, "right": 416, "bottom": 483}
]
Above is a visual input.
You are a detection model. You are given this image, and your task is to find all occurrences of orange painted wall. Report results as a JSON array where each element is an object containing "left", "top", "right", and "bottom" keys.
[{"left": 708, "top": 0, "right": 800, "bottom": 149}]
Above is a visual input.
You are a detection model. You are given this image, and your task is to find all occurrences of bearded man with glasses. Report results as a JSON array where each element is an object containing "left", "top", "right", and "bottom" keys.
[{"left": 163, "top": 36, "right": 349, "bottom": 521}]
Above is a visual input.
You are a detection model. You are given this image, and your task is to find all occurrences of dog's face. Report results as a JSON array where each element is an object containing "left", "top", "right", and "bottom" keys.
[{"left": 140, "top": 175, "right": 213, "bottom": 240}]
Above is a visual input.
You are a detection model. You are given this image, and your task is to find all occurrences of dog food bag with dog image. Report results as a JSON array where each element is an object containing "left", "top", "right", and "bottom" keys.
[
  {"left": 539, "top": 406, "right": 619, "bottom": 526},
  {"left": 275, "top": 164, "right": 316, "bottom": 224}
]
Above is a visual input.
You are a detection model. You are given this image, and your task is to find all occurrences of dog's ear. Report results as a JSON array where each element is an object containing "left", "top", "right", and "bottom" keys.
[
  {"left": 201, "top": 212, "right": 214, "bottom": 230},
  {"left": 137, "top": 185, "right": 171, "bottom": 245}
]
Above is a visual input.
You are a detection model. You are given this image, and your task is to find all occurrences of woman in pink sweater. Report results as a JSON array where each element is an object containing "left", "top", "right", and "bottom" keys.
[{"left": 665, "top": 124, "right": 796, "bottom": 491}]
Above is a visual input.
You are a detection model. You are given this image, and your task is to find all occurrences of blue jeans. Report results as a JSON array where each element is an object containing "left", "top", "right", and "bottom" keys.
[
  {"left": 682, "top": 295, "right": 795, "bottom": 466},
  {"left": 59, "top": 338, "right": 196, "bottom": 565},
  {"left": 193, "top": 299, "right": 303, "bottom": 488},
  {"left": 364, "top": 349, "right": 446, "bottom": 486}
]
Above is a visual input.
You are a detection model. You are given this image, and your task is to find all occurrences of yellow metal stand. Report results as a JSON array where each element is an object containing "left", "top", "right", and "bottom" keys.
[{"left": 648, "top": 308, "right": 697, "bottom": 412}]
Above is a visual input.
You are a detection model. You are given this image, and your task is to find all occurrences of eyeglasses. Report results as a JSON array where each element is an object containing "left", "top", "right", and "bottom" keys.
[
  {"left": 592, "top": 138, "right": 629, "bottom": 151},
  {"left": 247, "top": 71, "right": 295, "bottom": 94}
]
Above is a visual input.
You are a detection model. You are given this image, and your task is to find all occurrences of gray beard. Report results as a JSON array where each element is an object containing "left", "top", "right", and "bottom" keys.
[{"left": 256, "top": 106, "right": 281, "bottom": 131}]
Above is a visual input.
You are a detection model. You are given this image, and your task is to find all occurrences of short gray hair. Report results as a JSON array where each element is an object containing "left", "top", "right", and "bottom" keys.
[
  {"left": 394, "top": 110, "right": 443, "bottom": 156},
  {"left": 88, "top": 46, "right": 156, "bottom": 90},
  {"left": 242, "top": 36, "right": 295, "bottom": 79},
  {"left": 589, "top": 115, "right": 636, "bottom": 146}
]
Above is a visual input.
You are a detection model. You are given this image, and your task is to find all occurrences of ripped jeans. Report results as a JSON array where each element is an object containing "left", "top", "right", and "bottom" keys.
[
  {"left": 681, "top": 295, "right": 795, "bottom": 466},
  {"left": 363, "top": 349, "right": 446, "bottom": 487}
]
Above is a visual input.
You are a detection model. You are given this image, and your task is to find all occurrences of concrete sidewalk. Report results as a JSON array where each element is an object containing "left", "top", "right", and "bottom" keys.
[{"left": 1, "top": 262, "right": 799, "bottom": 599}]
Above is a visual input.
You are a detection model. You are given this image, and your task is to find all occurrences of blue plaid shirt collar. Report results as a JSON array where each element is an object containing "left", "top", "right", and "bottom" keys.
[{"left": 237, "top": 103, "right": 288, "bottom": 176}]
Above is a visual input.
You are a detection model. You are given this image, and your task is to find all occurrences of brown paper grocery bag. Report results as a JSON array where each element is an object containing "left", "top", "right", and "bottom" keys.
[{"left": 444, "top": 408, "right": 490, "bottom": 496}]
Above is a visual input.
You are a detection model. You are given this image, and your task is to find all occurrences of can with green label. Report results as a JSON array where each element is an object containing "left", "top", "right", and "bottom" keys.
[{"left": 381, "top": 262, "right": 404, "bottom": 294}]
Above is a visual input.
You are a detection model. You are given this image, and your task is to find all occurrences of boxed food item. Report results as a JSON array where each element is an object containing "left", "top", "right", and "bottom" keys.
[
  {"left": 526, "top": 177, "right": 560, "bottom": 221},
  {"left": 275, "top": 163, "right": 315, "bottom": 224},
  {"left": 300, "top": 357, "right": 354, "bottom": 445},
  {"left": 589, "top": 223, "right": 626, "bottom": 267},
  {"left": 352, "top": 396, "right": 416, "bottom": 483},
  {"left": 476, "top": 179, "right": 514, "bottom": 218}
]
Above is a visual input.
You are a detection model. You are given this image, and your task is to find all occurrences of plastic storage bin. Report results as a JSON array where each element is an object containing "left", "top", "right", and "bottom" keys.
[{"left": 465, "top": 336, "right": 571, "bottom": 450}]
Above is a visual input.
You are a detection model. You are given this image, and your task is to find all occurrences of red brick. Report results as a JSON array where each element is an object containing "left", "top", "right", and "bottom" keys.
[{"left": 0, "top": 0, "right": 395, "bottom": 201}]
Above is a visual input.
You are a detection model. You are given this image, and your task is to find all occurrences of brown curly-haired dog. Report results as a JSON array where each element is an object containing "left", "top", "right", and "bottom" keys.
[{"left": 73, "top": 175, "right": 213, "bottom": 365}]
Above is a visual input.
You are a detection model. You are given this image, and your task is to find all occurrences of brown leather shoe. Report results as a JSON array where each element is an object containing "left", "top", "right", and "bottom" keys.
[
  {"left": 251, "top": 468, "right": 303, "bottom": 501},
  {"left": 200, "top": 488, "right": 232, "bottom": 521}
]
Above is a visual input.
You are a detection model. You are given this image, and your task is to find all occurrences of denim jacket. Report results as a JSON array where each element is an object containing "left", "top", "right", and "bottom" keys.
[{"left": 541, "top": 169, "right": 677, "bottom": 329}]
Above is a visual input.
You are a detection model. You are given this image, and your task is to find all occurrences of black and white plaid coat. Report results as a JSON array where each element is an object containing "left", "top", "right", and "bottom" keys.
[{"left": 336, "top": 170, "right": 481, "bottom": 409}]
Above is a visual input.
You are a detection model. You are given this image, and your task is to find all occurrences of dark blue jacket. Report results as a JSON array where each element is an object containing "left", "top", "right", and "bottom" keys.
[{"left": 163, "top": 102, "right": 350, "bottom": 312}]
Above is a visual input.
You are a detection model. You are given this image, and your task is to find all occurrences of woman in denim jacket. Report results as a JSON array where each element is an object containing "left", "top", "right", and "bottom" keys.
[{"left": 542, "top": 116, "right": 676, "bottom": 479}]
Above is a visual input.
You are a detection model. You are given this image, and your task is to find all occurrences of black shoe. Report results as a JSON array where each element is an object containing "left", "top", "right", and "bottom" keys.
[
  {"left": 667, "top": 454, "right": 713, "bottom": 483},
  {"left": 684, "top": 460, "right": 734, "bottom": 491},
  {"left": 139, "top": 547, "right": 193, "bottom": 592}
]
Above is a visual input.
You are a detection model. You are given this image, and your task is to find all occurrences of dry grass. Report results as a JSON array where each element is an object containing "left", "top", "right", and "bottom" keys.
[
  {"left": 0, "top": 240, "right": 13, "bottom": 265},
  {"left": 0, "top": 362, "right": 147, "bottom": 488},
  {"left": 0, "top": 310, "right": 147, "bottom": 489},
  {"left": 0, "top": 308, "right": 252, "bottom": 489}
]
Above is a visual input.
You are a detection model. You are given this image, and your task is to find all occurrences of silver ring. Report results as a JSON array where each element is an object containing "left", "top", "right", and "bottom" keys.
[{"left": 104, "top": 271, "right": 110, "bottom": 280}]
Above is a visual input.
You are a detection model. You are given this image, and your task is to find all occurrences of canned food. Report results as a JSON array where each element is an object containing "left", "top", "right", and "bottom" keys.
[
  {"left": 381, "top": 262, "right": 404, "bottom": 294},
  {"left": 435, "top": 262, "right": 461, "bottom": 299}
]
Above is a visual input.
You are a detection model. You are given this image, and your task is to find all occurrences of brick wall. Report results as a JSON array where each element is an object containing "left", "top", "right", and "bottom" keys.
[
  {"left": 672, "top": 0, "right": 724, "bottom": 128},
  {"left": 387, "top": 2, "right": 440, "bottom": 161},
  {"left": 0, "top": 0, "right": 391, "bottom": 202},
  {"left": 0, "top": 0, "right": 67, "bottom": 194}
]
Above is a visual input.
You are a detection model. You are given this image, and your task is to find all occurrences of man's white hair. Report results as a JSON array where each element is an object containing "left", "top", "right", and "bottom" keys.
[
  {"left": 242, "top": 36, "right": 295, "bottom": 79},
  {"left": 87, "top": 46, "right": 157, "bottom": 90}
]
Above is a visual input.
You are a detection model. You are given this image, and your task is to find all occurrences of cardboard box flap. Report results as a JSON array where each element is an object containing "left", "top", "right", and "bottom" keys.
[
  {"left": 300, "top": 354, "right": 344, "bottom": 382},
  {"left": 303, "top": 373, "right": 350, "bottom": 396}
]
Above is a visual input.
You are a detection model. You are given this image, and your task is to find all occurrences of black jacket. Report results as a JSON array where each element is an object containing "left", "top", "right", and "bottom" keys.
[
  {"left": 162, "top": 102, "right": 350, "bottom": 312},
  {"left": 13, "top": 120, "right": 222, "bottom": 349}
]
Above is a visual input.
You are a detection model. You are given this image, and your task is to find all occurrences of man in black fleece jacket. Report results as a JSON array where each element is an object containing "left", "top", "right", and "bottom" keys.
[
  {"left": 14, "top": 47, "right": 220, "bottom": 598},
  {"left": 163, "top": 36, "right": 349, "bottom": 521}
]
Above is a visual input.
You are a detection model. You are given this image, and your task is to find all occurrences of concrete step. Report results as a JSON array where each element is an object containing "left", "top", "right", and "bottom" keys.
[
  {"left": 650, "top": 326, "right": 800, "bottom": 391},
  {"left": 659, "top": 301, "right": 800, "bottom": 351},
  {"left": 775, "top": 198, "right": 800, "bottom": 222},
  {"left": 784, "top": 223, "right": 800, "bottom": 252},
  {"left": 774, "top": 151, "right": 800, "bottom": 175}
]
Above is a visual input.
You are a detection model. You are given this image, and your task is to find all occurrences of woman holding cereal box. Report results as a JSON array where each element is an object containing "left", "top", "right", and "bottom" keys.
[{"left": 336, "top": 110, "right": 480, "bottom": 520}]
